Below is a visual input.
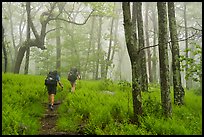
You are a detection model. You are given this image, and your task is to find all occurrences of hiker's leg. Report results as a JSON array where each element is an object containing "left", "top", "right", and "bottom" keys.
[
  {"left": 48, "top": 89, "right": 52, "bottom": 105},
  {"left": 48, "top": 94, "right": 51, "bottom": 104},
  {"left": 70, "top": 81, "right": 74, "bottom": 92},
  {"left": 50, "top": 94, "right": 55, "bottom": 106},
  {"left": 72, "top": 81, "right": 76, "bottom": 92}
]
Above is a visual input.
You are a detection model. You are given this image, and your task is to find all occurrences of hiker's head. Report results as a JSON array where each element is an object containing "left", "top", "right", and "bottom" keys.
[
  {"left": 49, "top": 71, "right": 52, "bottom": 74},
  {"left": 71, "top": 67, "right": 77, "bottom": 71},
  {"left": 53, "top": 70, "right": 58, "bottom": 75}
]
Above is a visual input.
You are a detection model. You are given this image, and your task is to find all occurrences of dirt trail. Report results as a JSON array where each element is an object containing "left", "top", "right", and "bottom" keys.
[{"left": 38, "top": 101, "right": 77, "bottom": 135}]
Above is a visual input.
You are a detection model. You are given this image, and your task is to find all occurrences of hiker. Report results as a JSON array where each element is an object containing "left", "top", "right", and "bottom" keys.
[
  {"left": 67, "top": 67, "right": 80, "bottom": 93},
  {"left": 45, "top": 70, "right": 63, "bottom": 110}
]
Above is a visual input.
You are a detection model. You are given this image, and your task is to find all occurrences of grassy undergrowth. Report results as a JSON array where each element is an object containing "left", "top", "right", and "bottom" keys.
[
  {"left": 2, "top": 73, "right": 46, "bottom": 135},
  {"left": 57, "top": 79, "right": 202, "bottom": 135},
  {"left": 2, "top": 73, "right": 202, "bottom": 135}
]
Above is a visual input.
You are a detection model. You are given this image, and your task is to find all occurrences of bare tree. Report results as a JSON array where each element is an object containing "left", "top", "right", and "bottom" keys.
[
  {"left": 14, "top": 2, "right": 94, "bottom": 74},
  {"left": 7, "top": 2, "right": 25, "bottom": 71}
]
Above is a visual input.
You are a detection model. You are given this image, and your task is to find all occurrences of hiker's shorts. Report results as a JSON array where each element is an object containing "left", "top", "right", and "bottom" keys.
[{"left": 47, "top": 85, "right": 57, "bottom": 95}]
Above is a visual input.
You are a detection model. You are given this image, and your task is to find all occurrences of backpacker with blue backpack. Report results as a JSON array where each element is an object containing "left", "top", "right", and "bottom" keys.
[{"left": 45, "top": 71, "right": 57, "bottom": 86}]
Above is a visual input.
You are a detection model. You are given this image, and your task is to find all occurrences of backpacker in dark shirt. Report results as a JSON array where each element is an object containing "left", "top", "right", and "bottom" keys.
[
  {"left": 45, "top": 71, "right": 57, "bottom": 86},
  {"left": 67, "top": 68, "right": 78, "bottom": 82}
]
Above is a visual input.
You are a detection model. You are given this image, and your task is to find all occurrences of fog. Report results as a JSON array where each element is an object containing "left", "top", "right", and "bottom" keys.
[{"left": 2, "top": 2, "right": 202, "bottom": 87}]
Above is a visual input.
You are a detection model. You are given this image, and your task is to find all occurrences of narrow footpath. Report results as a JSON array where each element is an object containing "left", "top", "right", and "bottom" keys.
[{"left": 38, "top": 100, "right": 77, "bottom": 135}]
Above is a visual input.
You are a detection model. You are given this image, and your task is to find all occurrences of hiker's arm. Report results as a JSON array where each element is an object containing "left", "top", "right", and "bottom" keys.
[
  {"left": 77, "top": 74, "right": 81, "bottom": 80},
  {"left": 77, "top": 72, "right": 81, "bottom": 80},
  {"left": 58, "top": 81, "right": 63, "bottom": 88},
  {"left": 56, "top": 75, "right": 63, "bottom": 88}
]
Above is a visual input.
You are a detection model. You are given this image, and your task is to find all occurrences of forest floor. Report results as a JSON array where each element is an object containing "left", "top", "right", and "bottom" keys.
[{"left": 38, "top": 100, "right": 79, "bottom": 135}]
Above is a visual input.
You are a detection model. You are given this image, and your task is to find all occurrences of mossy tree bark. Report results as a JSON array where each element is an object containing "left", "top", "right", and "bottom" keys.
[
  {"left": 157, "top": 2, "right": 172, "bottom": 117},
  {"left": 136, "top": 2, "right": 148, "bottom": 92},
  {"left": 132, "top": 2, "right": 141, "bottom": 91},
  {"left": 122, "top": 2, "right": 142, "bottom": 124},
  {"left": 168, "top": 2, "right": 185, "bottom": 105}
]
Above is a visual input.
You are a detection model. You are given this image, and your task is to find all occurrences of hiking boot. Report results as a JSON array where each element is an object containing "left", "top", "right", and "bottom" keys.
[{"left": 50, "top": 105, "right": 54, "bottom": 111}]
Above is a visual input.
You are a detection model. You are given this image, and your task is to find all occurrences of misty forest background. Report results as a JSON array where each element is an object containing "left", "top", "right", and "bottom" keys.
[{"left": 2, "top": 2, "right": 202, "bottom": 135}]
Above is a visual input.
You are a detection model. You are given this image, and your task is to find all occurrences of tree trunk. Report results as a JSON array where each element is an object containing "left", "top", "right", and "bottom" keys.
[
  {"left": 92, "top": 41, "right": 96, "bottom": 80},
  {"left": 14, "top": 44, "right": 27, "bottom": 74},
  {"left": 151, "top": 6, "right": 158, "bottom": 83},
  {"left": 110, "top": 13, "right": 119, "bottom": 62},
  {"left": 157, "top": 2, "right": 172, "bottom": 117},
  {"left": 24, "top": 48, "right": 30, "bottom": 74},
  {"left": 45, "top": 37, "right": 49, "bottom": 73},
  {"left": 109, "top": 3, "right": 120, "bottom": 80},
  {"left": 184, "top": 3, "right": 192, "bottom": 89},
  {"left": 145, "top": 2, "right": 153, "bottom": 83},
  {"left": 132, "top": 2, "right": 141, "bottom": 88},
  {"left": 105, "top": 15, "right": 114, "bottom": 79},
  {"left": 24, "top": 2, "right": 31, "bottom": 75},
  {"left": 24, "top": 50, "right": 30, "bottom": 74},
  {"left": 200, "top": 56, "right": 202, "bottom": 93},
  {"left": 132, "top": 2, "right": 138, "bottom": 48},
  {"left": 2, "top": 25, "right": 7, "bottom": 73},
  {"left": 56, "top": 20, "right": 61, "bottom": 76},
  {"left": 14, "top": 3, "right": 48, "bottom": 73},
  {"left": 95, "top": 16, "right": 103, "bottom": 80},
  {"left": 168, "top": 2, "right": 185, "bottom": 105},
  {"left": 136, "top": 2, "right": 148, "bottom": 92},
  {"left": 122, "top": 2, "right": 142, "bottom": 125},
  {"left": 83, "top": 16, "right": 95, "bottom": 79},
  {"left": 14, "top": 39, "right": 42, "bottom": 74},
  {"left": 8, "top": 2, "right": 17, "bottom": 71},
  {"left": 19, "top": 8, "right": 26, "bottom": 49},
  {"left": 101, "top": 56, "right": 106, "bottom": 79}
]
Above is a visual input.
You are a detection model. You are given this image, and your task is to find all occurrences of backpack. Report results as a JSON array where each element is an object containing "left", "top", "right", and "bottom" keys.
[
  {"left": 67, "top": 70, "right": 77, "bottom": 82},
  {"left": 45, "top": 71, "right": 57, "bottom": 86}
]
